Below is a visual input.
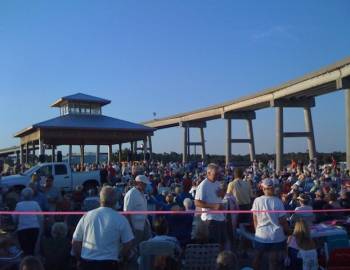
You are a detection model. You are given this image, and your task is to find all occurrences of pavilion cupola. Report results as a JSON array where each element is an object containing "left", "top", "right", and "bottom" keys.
[{"left": 50, "top": 93, "right": 111, "bottom": 116}]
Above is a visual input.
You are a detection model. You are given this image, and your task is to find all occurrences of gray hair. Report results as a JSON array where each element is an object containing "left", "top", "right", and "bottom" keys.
[
  {"left": 183, "top": 198, "right": 193, "bottom": 210},
  {"left": 21, "top": 188, "right": 33, "bottom": 201},
  {"left": 51, "top": 222, "right": 68, "bottom": 238},
  {"left": 99, "top": 186, "right": 117, "bottom": 207},
  {"left": 207, "top": 163, "right": 218, "bottom": 173}
]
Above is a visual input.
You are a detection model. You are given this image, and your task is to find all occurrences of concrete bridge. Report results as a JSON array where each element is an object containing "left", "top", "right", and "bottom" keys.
[{"left": 142, "top": 57, "right": 350, "bottom": 171}]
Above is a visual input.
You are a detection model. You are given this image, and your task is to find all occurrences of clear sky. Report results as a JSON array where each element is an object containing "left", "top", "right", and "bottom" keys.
[{"left": 1, "top": 1, "right": 350, "bottom": 155}]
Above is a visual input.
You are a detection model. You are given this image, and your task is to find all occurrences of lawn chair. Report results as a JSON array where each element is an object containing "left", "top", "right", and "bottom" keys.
[
  {"left": 183, "top": 243, "right": 220, "bottom": 270},
  {"left": 324, "top": 234, "right": 349, "bottom": 262},
  {"left": 138, "top": 240, "right": 179, "bottom": 270},
  {"left": 327, "top": 248, "right": 350, "bottom": 270}
]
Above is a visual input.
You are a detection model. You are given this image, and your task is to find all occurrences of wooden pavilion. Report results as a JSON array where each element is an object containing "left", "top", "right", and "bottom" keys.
[{"left": 14, "top": 93, "right": 154, "bottom": 164}]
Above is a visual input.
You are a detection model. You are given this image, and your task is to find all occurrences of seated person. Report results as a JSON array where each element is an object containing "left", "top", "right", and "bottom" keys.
[
  {"left": 216, "top": 251, "right": 238, "bottom": 270},
  {"left": 41, "top": 222, "right": 71, "bottom": 270},
  {"left": 167, "top": 205, "right": 193, "bottom": 247},
  {"left": 145, "top": 217, "right": 181, "bottom": 270},
  {"left": 82, "top": 189, "right": 100, "bottom": 211},
  {"left": 290, "top": 194, "right": 315, "bottom": 227},
  {"left": 148, "top": 217, "right": 181, "bottom": 254}
]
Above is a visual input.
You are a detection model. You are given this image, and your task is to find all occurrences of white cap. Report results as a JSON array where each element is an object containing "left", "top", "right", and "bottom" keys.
[{"left": 135, "top": 175, "right": 151, "bottom": 185}]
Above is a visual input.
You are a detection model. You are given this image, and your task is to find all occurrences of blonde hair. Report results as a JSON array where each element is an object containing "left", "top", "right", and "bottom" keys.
[{"left": 293, "top": 219, "right": 315, "bottom": 250}]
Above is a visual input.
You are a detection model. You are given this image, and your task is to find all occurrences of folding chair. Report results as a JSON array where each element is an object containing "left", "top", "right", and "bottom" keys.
[
  {"left": 138, "top": 240, "right": 178, "bottom": 270},
  {"left": 183, "top": 243, "right": 220, "bottom": 270},
  {"left": 327, "top": 248, "right": 350, "bottom": 270}
]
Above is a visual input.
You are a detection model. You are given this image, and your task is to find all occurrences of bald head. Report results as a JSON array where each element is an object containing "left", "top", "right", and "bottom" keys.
[{"left": 100, "top": 186, "right": 116, "bottom": 208}]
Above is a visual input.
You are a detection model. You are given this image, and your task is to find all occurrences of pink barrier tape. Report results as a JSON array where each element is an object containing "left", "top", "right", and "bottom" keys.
[{"left": 2, "top": 208, "right": 350, "bottom": 216}]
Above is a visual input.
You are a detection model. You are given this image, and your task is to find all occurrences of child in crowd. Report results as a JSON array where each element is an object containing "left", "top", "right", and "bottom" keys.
[{"left": 287, "top": 219, "right": 318, "bottom": 270}]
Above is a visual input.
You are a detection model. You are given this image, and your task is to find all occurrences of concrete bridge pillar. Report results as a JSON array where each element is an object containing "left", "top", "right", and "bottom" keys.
[
  {"left": 304, "top": 107, "right": 316, "bottom": 161},
  {"left": 180, "top": 121, "right": 207, "bottom": 164},
  {"left": 275, "top": 107, "right": 284, "bottom": 173},
  {"left": 271, "top": 98, "right": 316, "bottom": 173},
  {"left": 346, "top": 89, "right": 350, "bottom": 169},
  {"left": 226, "top": 119, "right": 232, "bottom": 166},
  {"left": 222, "top": 111, "right": 256, "bottom": 167}
]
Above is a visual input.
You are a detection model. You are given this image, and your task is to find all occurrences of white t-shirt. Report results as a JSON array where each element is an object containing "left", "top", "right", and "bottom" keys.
[
  {"left": 73, "top": 207, "right": 134, "bottom": 261},
  {"left": 195, "top": 179, "right": 225, "bottom": 222},
  {"left": 123, "top": 187, "right": 148, "bottom": 231},
  {"left": 251, "top": 195, "right": 286, "bottom": 243},
  {"left": 13, "top": 201, "right": 42, "bottom": 231}
]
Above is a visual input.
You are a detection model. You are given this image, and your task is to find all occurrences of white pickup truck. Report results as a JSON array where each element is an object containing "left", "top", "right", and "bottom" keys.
[{"left": 1, "top": 162, "right": 100, "bottom": 192}]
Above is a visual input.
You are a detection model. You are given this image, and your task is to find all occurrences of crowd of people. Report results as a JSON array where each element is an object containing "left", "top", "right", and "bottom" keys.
[{"left": 0, "top": 158, "right": 349, "bottom": 270}]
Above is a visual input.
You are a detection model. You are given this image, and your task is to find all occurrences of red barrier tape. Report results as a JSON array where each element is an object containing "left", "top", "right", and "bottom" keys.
[{"left": 2, "top": 209, "right": 350, "bottom": 216}]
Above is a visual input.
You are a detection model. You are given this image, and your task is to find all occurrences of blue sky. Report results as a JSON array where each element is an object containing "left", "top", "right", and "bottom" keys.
[{"left": 0, "top": 1, "right": 349, "bottom": 155}]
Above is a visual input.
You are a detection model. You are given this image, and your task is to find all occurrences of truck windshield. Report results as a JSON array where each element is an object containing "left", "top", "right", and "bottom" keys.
[{"left": 22, "top": 165, "right": 41, "bottom": 176}]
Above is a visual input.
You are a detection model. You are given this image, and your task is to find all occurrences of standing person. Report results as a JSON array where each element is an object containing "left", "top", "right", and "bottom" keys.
[
  {"left": 194, "top": 163, "right": 226, "bottom": 248},
  {"left": 287, "top": 219, "right": 318, "bottom": 270},
  {"left": 227, "top": 168, "right": 253, "bottom": 224},
  {"left": 13, "top": 188, "right": 42, "bottom": 256},
  {"left": 43, "top": 175, "right": 61, "bottom": 211},
  {"left": 72, "top": 186, "right": 134, "bottom": 270},
  {"left": 251, "top": 179, "right": 289, "bottom": 270},
  {"left": 123, "top": 175, "right": 151, "bottom": 247},
  {"left": 99, "top": 165, "right": 108, "bottom": 186}
]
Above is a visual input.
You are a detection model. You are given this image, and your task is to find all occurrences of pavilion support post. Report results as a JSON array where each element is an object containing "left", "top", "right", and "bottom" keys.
[
  {"left": 20, "top": 144, "right": 24, "bottom": 165},
  {"left": 16, "top": 151, "right": 20, "bottom": 164},
  {"left": 304, "top": 107, "right": 316, "bottom": 161},
  {"left": 39, "top": 140, "right": 45, "bottom": 156},
  {"left": 226, "top": 119, "right": 232, "bottom": 167},
  {"left": 68, "top": 145, "right": 72, "bottom": 165},
  {"left": 96, "top": 145, "right": 100, "bottom": 164},
  {"left": 80, "top": 145, "right": 84, "bottom": 165},
  {"left": 148, "top": 136, "right": 153, "bottom": 161},
  {"left": 133, "top": 142, "right": 138, "bottom": 155},
  {"left": 119, "top": 144, "right": 122, "bottom": 163},
  {"left": 276, "top": 107, "right": 284, "bottom": 173},
  {"left": 25, "top": 143, "right": 29, "bottom": 164},
  {"left": 200, "top": 127, "right": 206, "bottom": 162},
  {"left": 183, "top": 127, "right": 188, "bottom": 164},
  {"left": 108, "top": 144, "right": 113, "bottom": 164},
  {"left": 187, "top": 128, "right": 191, "bottom": 158},
  {"left": 346, "top": 89, "right": 350, "bottom": 170},
  {"left": 130, "top": 142, "right": 134, "bottom": 154},
  {"left": 31, "top": 141, "right": 35, "bottom": 163},
  {"left": 143, "top": 138, "right": 147, "bottom": 161},
  {"left": 52, "top": 146, "right": 56, "bottom": 163},
  {"left": 247, "top": 119, "right": 256, "bottom": 162}
]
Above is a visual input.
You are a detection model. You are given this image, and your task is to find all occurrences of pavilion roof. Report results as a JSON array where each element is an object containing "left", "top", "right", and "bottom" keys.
[
  {"left": 14, "top": 114, "right": 153, "bottom": 137},
  {"left": 51, "top": 93, "right": 111, "bottom": 107}
]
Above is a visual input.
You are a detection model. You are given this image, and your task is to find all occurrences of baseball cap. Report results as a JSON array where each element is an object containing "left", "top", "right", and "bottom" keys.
[
  {"left": 135, "top": 175, "right": 151, "bottom": 185},
  {"left": 261, "top": 178, "right": 274, "bottom": 188}
]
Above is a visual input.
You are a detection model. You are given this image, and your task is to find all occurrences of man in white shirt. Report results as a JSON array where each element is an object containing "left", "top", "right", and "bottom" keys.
[
  {"left": 195, "top": 163, "right": 226, "bottom": 247},
  {"left": 123, "top": 175, "right": 151, "bottom": 248},
  {"left": 251, "top": 178, "right": 289, "bottom": 270},
  {"left": 72, "top": 186, "right": 134, "bottom": 270}
]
